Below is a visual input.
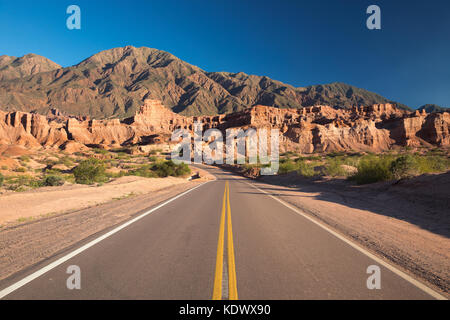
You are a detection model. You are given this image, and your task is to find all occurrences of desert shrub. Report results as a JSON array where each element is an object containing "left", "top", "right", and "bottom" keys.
[
  {"left": 106, "top": 171, "right": 127, "bottom": 179},
  {"left": 14, "top": 167, "right": 27, "bottom": 173},
  {"left": 129, "top": 161, "right": 191, "bottom": 178},
  {"left": 280, "top": 151, "right": 298, "bottom": 158},
  {"left": 148, "top": 149, "right": 162, "bottom": 155},
  {"left": 296, "top": 161, "right": 316, "bottom": 177},
  {"left": 110, "top": 147, "right": 132, "bottom": 155},
  {"left": 278, "top": 160, "right": 297, "bottom": 174},
  {"left": 350, "top": 152, "right": 450, "bottom": 185},
  {"left": 390, "top": 155, "right": 419, "bottom": 179},
  {"left": 174, "top": 162, "right": 191, "bottom": 177},
  {"left": 327, "top": 151, "right": 347, "bottom": 158},
  {"left": 57, "top": 156, "right": 75, "bottom": 167},
  {"left": 301, "top": 155, "right": 322, "bottom": 161},
  {"left": 0, "top": 173, "right": 4, "bottom": 187},
  {"left": 93, "top": 148, "right": 108, "bottom": 155},
  {"left": 43, "top": 175, "right": 65, "bottom": 187},
  {"left": 8, "top": 175, "right": 43, "bottom": 191},
  {"left": 128, "top": 164, "right": 157, "bottom": 178},
  {"left": 73, "top": 159, "right": 107, "bottom": 184},
  {"left": 325, "top": 158, "right": 349, "bottom": 177},
  {"left": 153, "top": 160, "right": 190, "bottom": 177},
  {"left": 278, "top": 158, "right": 319, "bottom": 177},
  {"left": 19, "top": 155, "right": 30, "bottom": 162},
  {"left": 350, "top": 155, "right": 394, "bottom": 184},
  {"left": 342, "top": 154, "right": 361, "bottom": 167},
  {"left": 1, "top": 165, "right": 8, "bottom": 170},
  {"left": 148, "top": 156, "right": 158, "bottom": 162},
  {"left": 415, "top": 155, "right": 449, "bottom": 173}
]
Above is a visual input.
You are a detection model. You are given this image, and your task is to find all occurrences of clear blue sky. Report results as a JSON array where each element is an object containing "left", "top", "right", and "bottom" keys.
[{"left": 0, "top": 0, "right": 449, "bottom": 108}]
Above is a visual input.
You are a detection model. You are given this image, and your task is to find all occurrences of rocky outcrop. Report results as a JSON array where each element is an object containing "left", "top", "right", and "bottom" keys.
[{"left": 0, "top": 100, "right": 448, "bottom": 154}]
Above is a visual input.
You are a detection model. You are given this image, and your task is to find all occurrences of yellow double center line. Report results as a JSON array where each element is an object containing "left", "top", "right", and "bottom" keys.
[{"left": 212, "top": 181, "right": 238, "bottom": 300}]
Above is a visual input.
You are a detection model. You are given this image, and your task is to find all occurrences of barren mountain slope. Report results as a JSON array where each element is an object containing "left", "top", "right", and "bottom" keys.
[{"left": 0, "top": 46, "right": 410, "bottom": 118}]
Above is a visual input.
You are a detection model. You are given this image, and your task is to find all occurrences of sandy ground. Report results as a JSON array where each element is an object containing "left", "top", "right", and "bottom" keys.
[
  {"left": 0, "top": 176, "right": 190, "bottom": 225},
  {"left": 0, "top": 166, "right": 213, "bottom": 225},
  {"left": 256, "top": 171, "right": 450, "bottom": 296}
]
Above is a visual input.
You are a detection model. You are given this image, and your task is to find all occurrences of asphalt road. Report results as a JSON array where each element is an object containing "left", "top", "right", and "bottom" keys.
[{"left": 0, "top": 166, "right": 442, "bottom": 299}]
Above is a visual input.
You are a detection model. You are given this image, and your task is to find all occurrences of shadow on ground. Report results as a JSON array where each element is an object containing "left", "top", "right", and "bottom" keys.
[{"left": 239, "top": 169, "right": 450, "bottom": 238}]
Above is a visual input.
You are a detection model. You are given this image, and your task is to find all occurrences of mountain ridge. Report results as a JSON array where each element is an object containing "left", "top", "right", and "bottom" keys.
[
  {"left": 418, "top": 104, "right": 449, "bottom": 113},
  {"left": 0, "top": 46, "right": 416, "bottom": 118}
]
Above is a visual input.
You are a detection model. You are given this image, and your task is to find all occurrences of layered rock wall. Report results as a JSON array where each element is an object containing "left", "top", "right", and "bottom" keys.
[{"left": 0, "top": 100, "right": 448, "bottom": 154}]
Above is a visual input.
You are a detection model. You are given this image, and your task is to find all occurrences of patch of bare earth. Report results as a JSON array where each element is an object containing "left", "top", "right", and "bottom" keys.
[
  {"left": 0, "top": 176, "right": 189, "bottom": 224},
  {"left": 256, "top": 171, "right": 450, "bottom": 298}
]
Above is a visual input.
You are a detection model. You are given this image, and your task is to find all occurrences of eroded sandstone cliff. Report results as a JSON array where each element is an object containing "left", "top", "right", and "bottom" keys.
[{"left": 0, "top": 99, "right": 448, "bottom": 154}]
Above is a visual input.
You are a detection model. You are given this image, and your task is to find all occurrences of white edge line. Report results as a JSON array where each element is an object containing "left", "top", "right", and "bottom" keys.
[
  {"left": 0, "top": 181, "right": 211, "bottom": 299},
  {"left": 245, "top": 181, "right": 447, "bottom": 300}
]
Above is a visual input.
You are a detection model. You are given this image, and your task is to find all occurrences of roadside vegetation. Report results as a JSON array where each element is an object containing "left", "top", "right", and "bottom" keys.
[
  {"left": 0, "top": 146, "right": 191, "bottom": 192},
  {"left": 240, "top": 148, "right": 450, "bottom": 185}
]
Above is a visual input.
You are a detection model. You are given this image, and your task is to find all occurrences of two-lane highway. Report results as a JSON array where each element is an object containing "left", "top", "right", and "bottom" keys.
[{"left": 0, "top": 166, "right": 444, "bottom": 299}]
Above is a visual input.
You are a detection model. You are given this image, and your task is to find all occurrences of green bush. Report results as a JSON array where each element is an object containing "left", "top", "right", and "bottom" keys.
[
  {"left": 128, "top": 160, "right": 191, "bottom": 178},
  {"left": 390, "top": 155, "right": 419, "bottom": 179},
  {"left": 106, "top": 171, "right": 127, "bottom": 179},
  {"left": 14, "top": 167, "right": 27, "bottom": 173},
  {"left": 174, "top": 162, "right": 191, "bottom": 177},
  {"left": 43, "top": 175, "right": 65, "bottom": 186},
  {"left": 57, "top": 156, "right": 75, "bottom": 167},
  {"left": 152, "top": 160, "right": 191, "bottom": 177},
  {"left": 350, "top": 155, "right": 394, "bottom": 185},
  {"left": 349, "top": 152, "right": 450, "bottom": 185},
  {"left": 297, "top": 161, "right": 316, "bottom": 177},
  {"left": 128, "top": 164, "right": 157, "bottom": 178},
  {"left": 73, "top": 159, "right": 107, "bottom": 184},
  {"left": 415, "top": 155, "right": 448, "bottom": 173},
  {"left": 0, "top": 173, "right": 4, "bottom": 187},
  {"left": 325, "top": 158, "right": 349, "bottom": 177},
  {"left": 8, "top": 175, "right": 43, "bottom": 191},
  {"left": 278, "top": 160, "right": 297, "bottom": 174}
]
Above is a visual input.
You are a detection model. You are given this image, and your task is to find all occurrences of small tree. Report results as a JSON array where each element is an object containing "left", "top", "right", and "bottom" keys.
[{"left": 73, "top": 159, "right": 107, "bottom": 184}]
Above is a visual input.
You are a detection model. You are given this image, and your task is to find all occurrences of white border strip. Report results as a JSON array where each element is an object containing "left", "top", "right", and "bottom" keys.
[
  {"left": 0, "top": 181, "right": 211, "bottom": 299},
  {"left": 245, "top": 181, "right": 447, "bottom": 300}
]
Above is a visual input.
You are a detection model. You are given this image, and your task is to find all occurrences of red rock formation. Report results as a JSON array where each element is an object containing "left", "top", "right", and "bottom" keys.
[{"left": 0, "top": 100, "right": 448, "bottom": 154}]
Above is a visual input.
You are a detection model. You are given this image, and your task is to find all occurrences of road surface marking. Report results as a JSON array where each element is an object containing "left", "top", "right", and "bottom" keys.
[
  {"left": 226, "top": 181, "right": 238, "bottom": 300},
  {"left": 212, "top": 181, "right": 239, "bottom": 300},
  {"left": 0, "top": 181, "right": 211, "bottom": 299},
  {"left": 245, "top": 181, "right": 447, "bottom": 300},
  {"left": 212, "top": 181, "right": 227, "bottom": 300}
]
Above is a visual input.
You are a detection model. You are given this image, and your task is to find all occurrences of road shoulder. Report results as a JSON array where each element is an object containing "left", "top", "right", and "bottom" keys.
[{"left": 0, "top": 179, "right": 210, "bottom": 283}]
